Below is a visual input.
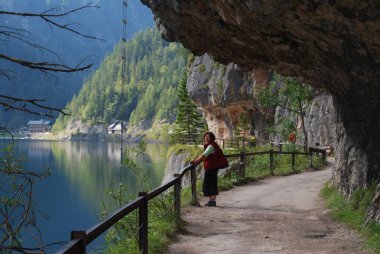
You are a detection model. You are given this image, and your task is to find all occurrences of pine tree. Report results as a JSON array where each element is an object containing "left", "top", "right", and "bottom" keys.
[
  {"left": 232, "top": 114, "right": 251, "bottom": 151},
  {"left": 173, "top": 71, "right": 206, "bottom": 144}
]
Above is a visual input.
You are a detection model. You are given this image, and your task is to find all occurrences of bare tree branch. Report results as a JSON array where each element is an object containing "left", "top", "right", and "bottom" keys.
[
  {"left": 0, "top": 69, "right": 15, "bottom": 80},
  {"left": 0, "top": 94, "right": 69, "bottom": 117},
  {"left": 0, "top": 53, "right": 92, "bottom": 73},
  {"left": 0, "top": 3, "right": 103, "bottom": 41}
]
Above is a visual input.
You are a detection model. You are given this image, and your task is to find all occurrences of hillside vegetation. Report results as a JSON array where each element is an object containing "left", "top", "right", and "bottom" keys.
[
  {"left": 53, "top": 28, "right": 189, "bottom": 133},
  {"left": 0, "top": 0, "right": 153, "bottom": 129}
]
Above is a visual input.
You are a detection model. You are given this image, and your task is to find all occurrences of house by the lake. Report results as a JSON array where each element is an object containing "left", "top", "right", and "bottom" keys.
[
  {"left": 27, "top": 119, "right": 51, "bottom": 133},
  {"left": 107, "top": 121, "right": 125, "bottom": 134}
]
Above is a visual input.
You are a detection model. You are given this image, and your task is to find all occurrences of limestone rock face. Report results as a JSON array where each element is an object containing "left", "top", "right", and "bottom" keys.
[
  {"left": 162, "top": 151, "right": 192, "bottom": 187},
  {"left": 187, "top": 54, "right": 273, "bottom": 141},
  {"left": 141, "top": 0, "right": 380, "bottom": 221},
  {"left": 305, "top": 92, "right": 336, "bottom": 148}
]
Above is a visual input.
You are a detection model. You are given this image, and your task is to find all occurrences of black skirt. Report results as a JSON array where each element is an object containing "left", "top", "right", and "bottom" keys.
[{"left": 203, "top": 169, "right": 219, "bottom": 196}]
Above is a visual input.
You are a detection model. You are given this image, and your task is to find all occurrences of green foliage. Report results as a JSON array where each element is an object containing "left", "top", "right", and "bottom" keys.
[
  {"left": 321, "top": 183, "right": 380, "bottom": 253},
  {"left": 172, "top": 71, "right": 207, "bottom": 144},
  {"left": 231, "top": 114, "right": 252, "bottom": 150},
  {"left": 102, "top": 140, "right": 182, "bottom": 253},
  {"left": 226, "top": 144, "right": 324, "bottom": 183},
  {"left": 257, "top": 73, "right": 313, "bottom": 148},
  {"left": 167, "top": 144, "right": 202, "bottom": 163},
  {"left": 199, "top": 64, "right": 206, "bottom": 72},
  {"left": 54, "top": 28, "right": 189, "bottom": 131},
  {"left": 275, "top": 117, "right": 296, "bottom": 142}
]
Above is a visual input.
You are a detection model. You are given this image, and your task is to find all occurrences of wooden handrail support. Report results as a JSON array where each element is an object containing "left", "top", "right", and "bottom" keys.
[
  {"left": 139, "top": 192, "right": 148, "bottom": 254},
  {"left": 309, "top": 147, "right": 327, "bottom": 164}
]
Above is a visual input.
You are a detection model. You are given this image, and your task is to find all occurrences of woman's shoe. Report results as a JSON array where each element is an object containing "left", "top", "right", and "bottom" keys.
[{"left": 204, "top": 200, "right": 216, "bottom": 206}]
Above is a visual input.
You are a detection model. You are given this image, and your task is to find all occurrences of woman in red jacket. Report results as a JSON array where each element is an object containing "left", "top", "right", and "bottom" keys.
[{"left": 191, "top": 131, "right": 228, "bottom": 207}]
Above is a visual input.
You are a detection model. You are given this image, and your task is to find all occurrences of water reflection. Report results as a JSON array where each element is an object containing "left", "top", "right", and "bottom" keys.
[{"left": 2, "top": 140, "right": 168, "bottom": 251}]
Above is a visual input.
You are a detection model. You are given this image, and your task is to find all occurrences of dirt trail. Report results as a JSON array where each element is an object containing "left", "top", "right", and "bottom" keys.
[{"left": 168, "top": 162, "right": 368, "bottom": 254}]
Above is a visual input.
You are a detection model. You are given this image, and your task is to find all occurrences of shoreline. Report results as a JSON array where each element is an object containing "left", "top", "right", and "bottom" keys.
[{"left": 0, "top": 133, "right": 165, "bottom": 144}]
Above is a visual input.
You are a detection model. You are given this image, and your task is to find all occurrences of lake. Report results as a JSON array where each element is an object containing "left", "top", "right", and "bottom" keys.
[{"left": 1, "top": 140, "right": 169, "bottom": 253}]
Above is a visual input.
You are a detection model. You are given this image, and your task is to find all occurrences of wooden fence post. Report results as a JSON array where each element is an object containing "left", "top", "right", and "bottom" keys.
[
  {"left": 173, "top": 174, "right": 181, "bottom": 216},
  {"left": 292, "top": 151, "right": 295, "bottom": 170},
  {"left": 270, "top": 149, "right": 274, "bottom": 175},
  {"left": 138, "top": 192, "right": 148, "bottom": 254},
  {"left": 309, "top": 151, "right": 313, "bottom": 167},
  {"left": 322, "top": 151, "right": 326, "bottom": 165},
  {"left": 190, "top": 166, "right": 199, "bottom": 206},
  {"left": 71, "top": 230, "right": 86, "bottom": 254},
  {"left": 239, "top": 152, "right": 245, "bottom": 177}
]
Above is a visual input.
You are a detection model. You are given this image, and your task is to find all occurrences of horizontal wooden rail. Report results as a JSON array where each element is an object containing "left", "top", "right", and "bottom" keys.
[
  {"left": 146, "top": 177, "right": 179, "bottom": 201},
  {"left": 85, "top": 197, "right": 145, "bottom": 244}
]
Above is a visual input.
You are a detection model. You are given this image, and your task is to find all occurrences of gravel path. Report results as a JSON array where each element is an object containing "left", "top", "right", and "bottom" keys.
[{"left": 167, "top": 162, "right": 369, "bottom": 254}]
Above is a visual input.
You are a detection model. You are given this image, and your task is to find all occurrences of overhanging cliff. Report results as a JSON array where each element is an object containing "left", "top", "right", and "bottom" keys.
[{"left": 141, "top": 0, "right": 380, "bottom": 220}]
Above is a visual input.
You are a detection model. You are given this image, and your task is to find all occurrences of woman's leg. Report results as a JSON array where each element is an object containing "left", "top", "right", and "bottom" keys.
[{"left": 203, "top": 170, "right": 219, "bottom": 205}]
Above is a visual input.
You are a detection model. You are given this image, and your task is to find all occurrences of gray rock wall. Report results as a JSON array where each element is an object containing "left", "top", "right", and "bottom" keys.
[
  {"left": 187, "top": 54, "right": 273, "bottom": 141},
  {"left": 305, "top": 92, "right": 336, "bottom": 148}
]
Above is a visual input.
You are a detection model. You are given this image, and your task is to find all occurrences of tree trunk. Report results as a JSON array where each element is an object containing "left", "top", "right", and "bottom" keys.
[{"left": 298, "top": 99, "right": 308, "bottom": 152}]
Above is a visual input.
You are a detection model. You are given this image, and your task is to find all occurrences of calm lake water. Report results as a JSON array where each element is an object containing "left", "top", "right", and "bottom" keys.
[{"left": 2, "top": 140, "right": 169, "bottom": 252}]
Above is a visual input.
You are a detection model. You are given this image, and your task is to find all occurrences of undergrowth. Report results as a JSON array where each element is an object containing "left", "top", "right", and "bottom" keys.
[{"left": 321, "top": 183, "right": 380, "bottom": 253}]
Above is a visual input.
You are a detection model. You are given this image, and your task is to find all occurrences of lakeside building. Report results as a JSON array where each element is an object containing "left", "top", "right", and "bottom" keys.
[
  {"left": 107, "top": 121, "right": 125, "bottom": 134},
  {"left": 27, "top": 119, "right": 51, "bottom": 133}
]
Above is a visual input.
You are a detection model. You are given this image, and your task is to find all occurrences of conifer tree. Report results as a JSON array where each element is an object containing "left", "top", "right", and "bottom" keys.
[{"left": 173, "top": 71, "right": 206, "bottom": 144}]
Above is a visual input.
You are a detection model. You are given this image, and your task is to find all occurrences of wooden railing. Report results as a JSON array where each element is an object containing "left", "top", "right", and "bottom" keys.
[
  {"left": 225, "top": 147, "right": 327, "bottom": 177},
  {"left": 56, "top": 164, "right": 198, "bottom": 254},
  {"left": 56, "top": 147, "right": 326, "bottom": 254}
]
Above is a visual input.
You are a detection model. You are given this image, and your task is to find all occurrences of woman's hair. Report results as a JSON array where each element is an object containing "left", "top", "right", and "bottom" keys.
[{"left": 203, "top": 131, "right": 216, "bottom": 142}]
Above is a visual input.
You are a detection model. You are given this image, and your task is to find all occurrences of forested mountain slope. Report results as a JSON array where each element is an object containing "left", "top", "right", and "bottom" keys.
[
  {"left": 53, "top": 28, "right": 188, "bottom": 134},
  {"left": 0, "top": 0, "right": 153, "bottom": 128}
]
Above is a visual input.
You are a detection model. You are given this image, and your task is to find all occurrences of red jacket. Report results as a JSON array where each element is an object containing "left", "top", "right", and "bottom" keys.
[{"left": 203, "top": 142, "right": 228, "bottom": 170}]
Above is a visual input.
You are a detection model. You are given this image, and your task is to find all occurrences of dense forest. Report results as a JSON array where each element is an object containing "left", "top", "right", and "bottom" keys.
[
  {"left": 0, "top": 0, "right": 153, "bottom": 129},
  {"left": 53, "top": 28, "right": 189, "bottom": 133}
]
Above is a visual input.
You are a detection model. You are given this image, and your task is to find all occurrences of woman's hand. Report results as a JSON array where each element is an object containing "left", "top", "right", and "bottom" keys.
[{"left": 190, "top": 160, "right": 197, "bottom": 165}]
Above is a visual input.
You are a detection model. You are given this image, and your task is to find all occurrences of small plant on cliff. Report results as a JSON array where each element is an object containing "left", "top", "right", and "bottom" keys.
[
  {"left": 199, "top": 64, "right": 206, "bottom": 73},
  {"left": 258, "top": 72, "right": 313, "bottom": 151},
  {"left": 172, "top": 71, "right": 207, "bottom": 144}
]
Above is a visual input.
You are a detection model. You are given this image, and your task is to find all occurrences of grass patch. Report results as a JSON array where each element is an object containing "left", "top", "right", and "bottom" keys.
[
  {"left": 104, "top": 194, "right": 184, "bottom": 254},
  {"left": 321, "top": 183, "right": 380, "bottom": 253},
  {"left": 167, "top": 144, "right": 202, "bottom": 163}
]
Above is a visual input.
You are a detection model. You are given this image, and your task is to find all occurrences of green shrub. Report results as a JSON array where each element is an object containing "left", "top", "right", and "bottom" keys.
[{"left": 321, "top": 183, "right": 380, "bottom": 253}]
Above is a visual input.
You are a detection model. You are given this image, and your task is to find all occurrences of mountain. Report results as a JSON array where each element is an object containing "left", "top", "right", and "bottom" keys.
[
  {"left": 0, "top": 0, "right": 153, "bottom": 129},
  {"left": 53, "top": 27, "right": 189, "bottom": 136}
]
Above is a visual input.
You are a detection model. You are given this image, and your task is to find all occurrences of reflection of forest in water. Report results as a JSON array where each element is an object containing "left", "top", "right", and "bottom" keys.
[
  {"left": 49, "top": 141, "right": 169, "bottom": 208},
  {"left": 4, "top": 140, "right": 169, "bottom": 247}
]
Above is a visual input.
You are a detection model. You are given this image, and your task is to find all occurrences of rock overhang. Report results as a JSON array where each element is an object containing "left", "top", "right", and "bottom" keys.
[{"left": 141, "top": 0, "right": 380, "bottom": 108}]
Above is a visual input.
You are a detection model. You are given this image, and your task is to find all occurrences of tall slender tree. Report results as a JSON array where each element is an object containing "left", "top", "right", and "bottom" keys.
[
  {"left": 258, "top": 73, "right": 313, "bottom": 151},
  {"left": 173, "top": 71, "right": 206, "bottom": 144}
]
